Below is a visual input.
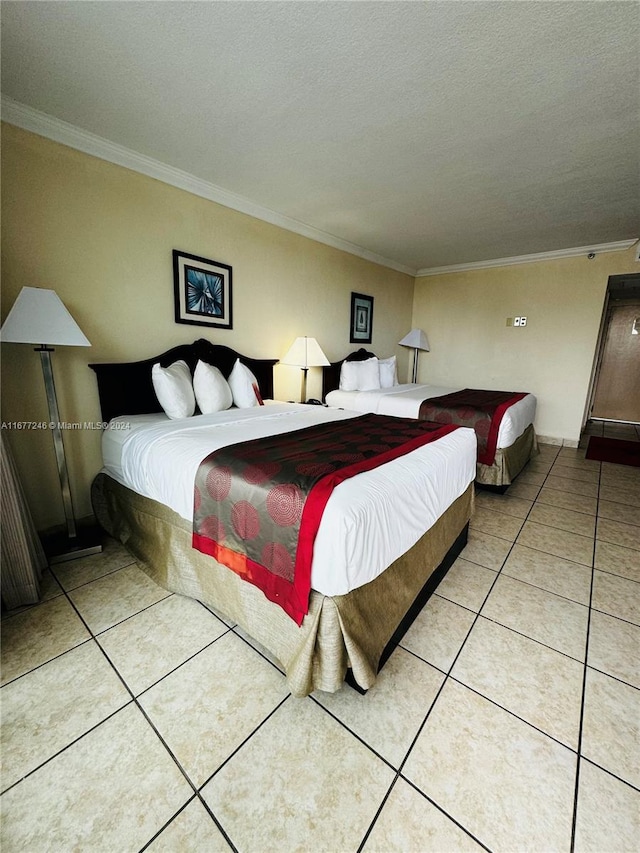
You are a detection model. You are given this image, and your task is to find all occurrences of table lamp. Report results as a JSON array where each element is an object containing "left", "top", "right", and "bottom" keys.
[
  {"left": 281, "top": 336, "right": 330, "bottom": 402},
  {"left": 398, "top": 328, "right": 430, "bottom": 383}
]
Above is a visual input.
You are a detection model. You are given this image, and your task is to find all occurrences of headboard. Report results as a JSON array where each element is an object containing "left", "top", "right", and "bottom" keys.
[
  {"left": 89, "top": 339, "right": 278, "bottom": 422},
  {"left": 321, "top": 348, "right": 377, "bottom": 400}
]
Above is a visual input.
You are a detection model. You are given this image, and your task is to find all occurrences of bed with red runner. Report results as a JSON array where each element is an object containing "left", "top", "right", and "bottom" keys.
[
  {"left": 418, "top": 389, "right": 528, "bottom": 467},
  {"left": 90, "top": 341, "right": 477, "bottom": 696},
  {"left": 193, "top": 414, "right": 459, "bottom": 624},
  {"left": 323, "top": 348, "right": 538, "bottom": 488}
]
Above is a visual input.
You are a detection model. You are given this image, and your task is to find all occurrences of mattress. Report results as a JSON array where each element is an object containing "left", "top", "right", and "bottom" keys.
[
  {"left": 325, "top": 385, "right": 536, "bottom": 448},
  {"left": 101, "top": 403, "right": 476, "bottom": 597}
]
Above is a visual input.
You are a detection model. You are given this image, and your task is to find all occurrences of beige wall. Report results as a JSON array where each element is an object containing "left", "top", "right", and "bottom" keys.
[
  {"left": 412, "top": 247, "right": 640, "bottom": 444},
  {"left": 1, "top": 124, "right": 414, "bottom": 529}
]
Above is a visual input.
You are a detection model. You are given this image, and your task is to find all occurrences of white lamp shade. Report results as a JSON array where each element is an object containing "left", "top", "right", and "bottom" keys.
[
  {"left": 398, "top": 328, "right": 430, "bottom": 351},
  {"left": 1, "top": 287, "right": 91, "bottom": 347},
  {"left": 281, "top": 336, "right": 330, "bottom": 368}
]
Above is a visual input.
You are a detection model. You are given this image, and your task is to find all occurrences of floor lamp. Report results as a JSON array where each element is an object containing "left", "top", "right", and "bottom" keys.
[
  {"left": 398, "top": 328, "right": 430, "bottom": 383},
  {"left": 1, "top": 287, "right": 103, "bottom": 563},
  {"left": 281, "top": 336, "right": 330, "bottom": 402}
]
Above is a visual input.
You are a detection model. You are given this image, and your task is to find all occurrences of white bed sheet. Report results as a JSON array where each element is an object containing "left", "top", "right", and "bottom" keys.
[
  {"left": 325, "top": 385, "right": 536, "bottom": 448},
  {"left": 101, "top": 403, "right": 476, "bottom": 597}
]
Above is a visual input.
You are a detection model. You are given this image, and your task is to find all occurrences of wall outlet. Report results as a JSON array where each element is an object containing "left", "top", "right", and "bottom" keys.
[
  {"left": 514, "top": 317, "right": 521, "bottom": 326},
  {"left": 520, "top": 316, "right": 527, "bottom": 326}
]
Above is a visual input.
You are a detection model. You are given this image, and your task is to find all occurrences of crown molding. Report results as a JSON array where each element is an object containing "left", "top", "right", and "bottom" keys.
[
  {"left": 416, "top": 239, "right": 639, "bottom": 277},
  {"left": 4, "top": 97, "right": 637, "bottom": 280},
  {"left": 1, "top": 96, "right": 416, "bottom": 277}
]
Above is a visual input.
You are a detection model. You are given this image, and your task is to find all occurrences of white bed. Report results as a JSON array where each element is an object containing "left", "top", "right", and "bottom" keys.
[
  {"left": 325, "top": 384, "right": 537, "bottom": 450},
  {"left": 102, "top": 403, "right": 476, "bottom": 597},
  {"left": 90, "top": 340, "right": 477, "bottom": 694},
  {"left": 321, "top": 349, "right": 538, "bottom": 488}
]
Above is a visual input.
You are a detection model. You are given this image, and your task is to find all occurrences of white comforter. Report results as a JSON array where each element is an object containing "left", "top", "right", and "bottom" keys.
[
  {"left": 102, "top": 403, "right": 476, "bottom": 596},
  {"left": 325, "top": 385, "right": 537, "bottom": 449}
]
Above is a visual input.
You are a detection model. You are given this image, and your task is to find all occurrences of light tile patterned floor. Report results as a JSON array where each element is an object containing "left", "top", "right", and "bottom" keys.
[{"left": 1, "top": 423, "right": 639, "bottom": 852}]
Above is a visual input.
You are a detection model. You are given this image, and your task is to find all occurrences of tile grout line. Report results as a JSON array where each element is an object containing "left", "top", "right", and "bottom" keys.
[
  {"left": 569, "top": 442, "right": 602, "bottom": 853},
  {"left": 0, "top": 699, "right": 137, "bottom": 797},
  {"left": 4, "top": 437, "right": 635, "bottom": 851},
  {"left": 0, "top": 556, "right": 136, "bottom": 625},
  {"left": 194, "top": 694, "right": 291, "bottom": 793},
  {"left": 2, "top": 569, "right": 241, "bottom": 853},
  {"left": 89, "top": 617, "right": 242, "bottom": 853},
  {"left": 357, "top": 443, "right": 564, "bottom": 853},
  {"left": 136, "top": 796, "right": 199, "bottom": 853}
]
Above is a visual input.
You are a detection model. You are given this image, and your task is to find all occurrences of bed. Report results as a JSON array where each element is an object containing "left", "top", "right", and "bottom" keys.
[
  {"left": 323, "top": 348, "right": 538, "bottom": 489},
  {"left": 89, "top": 339, "right": 476, "bottom": 696}
]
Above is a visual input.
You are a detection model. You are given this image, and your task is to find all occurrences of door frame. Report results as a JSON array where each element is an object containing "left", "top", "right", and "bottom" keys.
[
  {"left": 583, "top": 286, "right": 611, "bottom": 428},
  {"left": 583, "top": 272, "right": 640, "bottom": 427}
]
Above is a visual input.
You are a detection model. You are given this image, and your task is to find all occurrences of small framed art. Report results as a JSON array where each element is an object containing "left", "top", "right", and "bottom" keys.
[
  {"left": 173, "top": 249, "right": 233, "bottom": 330},
  {"left": 349, "top": 292, "right": 374, "bottom": 344}
]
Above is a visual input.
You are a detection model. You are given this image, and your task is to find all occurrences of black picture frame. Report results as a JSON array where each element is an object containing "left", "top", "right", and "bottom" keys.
[
  {"left": 350, "top": 292, "right": 374, "bottom": 344},
  {"left": 173, "top": 249, "right": 233, "bottom": 330}
]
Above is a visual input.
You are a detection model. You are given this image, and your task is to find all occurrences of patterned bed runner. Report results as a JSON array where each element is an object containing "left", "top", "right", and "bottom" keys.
[
  {"left": 418, "top": 389, "right": 527, "bottom": 466},
  {"left": 193, "top": 414, "right": 458, "bottom": 624}
]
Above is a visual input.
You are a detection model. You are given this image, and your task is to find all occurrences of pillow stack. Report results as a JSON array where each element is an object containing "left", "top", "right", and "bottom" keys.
[
  {"left": 339, "top": 355, "right": 398, "bottom": 392},
  {"left": 152, "top": 357, "right": 263, "bottom": 419}
]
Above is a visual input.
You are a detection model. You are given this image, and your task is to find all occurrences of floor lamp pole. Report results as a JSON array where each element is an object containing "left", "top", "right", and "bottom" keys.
[
  {"left": 36, "top": 345, "right": 102, "bottom": 563},
  {"left": 38, "top": 346, "right": 77, "bottom": 540},
  {"left": 300, "top": 367, "right": 309, "bottom": 403}
]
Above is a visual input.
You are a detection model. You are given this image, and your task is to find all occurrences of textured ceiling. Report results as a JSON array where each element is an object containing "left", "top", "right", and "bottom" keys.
[{"left": 2, "top": 1, "right": 639, "bottom": 273}]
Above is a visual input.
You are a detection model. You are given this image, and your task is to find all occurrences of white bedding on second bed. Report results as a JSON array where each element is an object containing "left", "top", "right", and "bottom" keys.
[
  {"left": 101, "top": 403, "right": 476, "bottom": 597},
  {"left": 325, "top": 385, "right": 537, "bottom": 448}
]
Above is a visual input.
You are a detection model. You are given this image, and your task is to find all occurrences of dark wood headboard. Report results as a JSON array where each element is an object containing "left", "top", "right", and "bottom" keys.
[
  {"left": 321, "top": 348, "right": 377, "bottom": 400},
  {"left": 89, "top": 339, "right": 278, "bottom": 422}
]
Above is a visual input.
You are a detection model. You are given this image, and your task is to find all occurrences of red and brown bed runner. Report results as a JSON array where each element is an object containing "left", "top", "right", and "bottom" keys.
[
  {"left": 193, "top": 414, "right": 458, "bottom": 624},
  {"left": 418, "top": 389, "right": 527, "bottom": 466}
]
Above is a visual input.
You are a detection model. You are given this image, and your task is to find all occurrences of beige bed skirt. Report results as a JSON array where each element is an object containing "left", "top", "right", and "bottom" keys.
[
  {"left": 92, "top": 474, "right": 474, "bottom": 696},
  {"left": 475, "top": 423, "right": 538, "bottom": 487}
]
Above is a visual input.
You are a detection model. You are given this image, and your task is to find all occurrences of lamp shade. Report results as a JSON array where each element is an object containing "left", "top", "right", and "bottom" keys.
[
  {"left": 398, "top": 328, "right": 430, "bottom": 352},
  {"left": 1, "top": 287, "right": 90, "bottom": 347},
  {"left": 281, "top": 336, "right": 330, "bottom": 368}
]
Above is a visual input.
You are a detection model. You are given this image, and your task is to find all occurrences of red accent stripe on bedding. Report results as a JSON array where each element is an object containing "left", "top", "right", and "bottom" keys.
[
  {"left": 193, "top": 415, "right": 459, "bottom": 624},
  {"left": 419, "top": 389, "right": 527, "bottom": 465}
]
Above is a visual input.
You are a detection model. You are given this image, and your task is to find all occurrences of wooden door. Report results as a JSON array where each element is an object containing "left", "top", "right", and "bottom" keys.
[{"left": 591, "top": 301, "right": 640, "bottom": 422}]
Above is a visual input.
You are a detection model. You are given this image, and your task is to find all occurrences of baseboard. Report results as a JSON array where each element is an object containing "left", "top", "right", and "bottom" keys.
[{"left": 537, "top": 435, "right": 579, "bottom": 448}]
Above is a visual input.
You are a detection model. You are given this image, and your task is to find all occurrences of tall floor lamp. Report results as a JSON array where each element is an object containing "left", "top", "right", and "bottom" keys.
[
  {"left": 1, "top": 287, "right": 102, "bottom": 563},
  {"left": 281, "top": 336, "right": 330, "bottom": 402},
  {"left": 398, "top": 328, "right": 430, "bottom": 383}
]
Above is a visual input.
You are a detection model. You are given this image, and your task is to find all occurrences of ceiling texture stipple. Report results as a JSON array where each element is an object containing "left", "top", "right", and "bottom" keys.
[{"left": 1, "top": 1, "right": 638, "bottom": 274}]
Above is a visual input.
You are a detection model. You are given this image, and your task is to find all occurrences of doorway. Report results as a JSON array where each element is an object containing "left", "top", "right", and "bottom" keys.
[{"left": 589, "top": 273, "right": 640, "bottom": 424}]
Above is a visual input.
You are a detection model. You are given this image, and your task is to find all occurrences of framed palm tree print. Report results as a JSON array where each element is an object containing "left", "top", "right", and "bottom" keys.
[{"left": 173, "top": 249, "right": 233, "bottom": 330}]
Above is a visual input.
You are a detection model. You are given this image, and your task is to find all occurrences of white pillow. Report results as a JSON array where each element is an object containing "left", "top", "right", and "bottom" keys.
[
  {"left": 151, "top": 360, "right": 195, "bottom": 420},
  {"left": 228, "top": 358, "right": 263, "bottom": 408},
  {"left": 379, "top": 355, "right": 398, "bottom": 388},
  {"left": 339, "top": 357, "right": 381, "bottom": 392},
  {"left": 193, "top": 360, "right": 233, "bottom": 414}
]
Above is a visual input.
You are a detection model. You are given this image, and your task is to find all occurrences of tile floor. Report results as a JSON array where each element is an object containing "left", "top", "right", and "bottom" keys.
[{"left": 1, "top": 422, "right": 639, "bottom": 852}]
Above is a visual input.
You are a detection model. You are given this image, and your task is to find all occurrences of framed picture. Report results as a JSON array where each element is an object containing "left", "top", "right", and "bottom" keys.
[
  {"left": 173, "top": 249, "right": 233, "bottom": 330},
  {"left": 350, "top": 292, "right": 374, "bottom": 344}
]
